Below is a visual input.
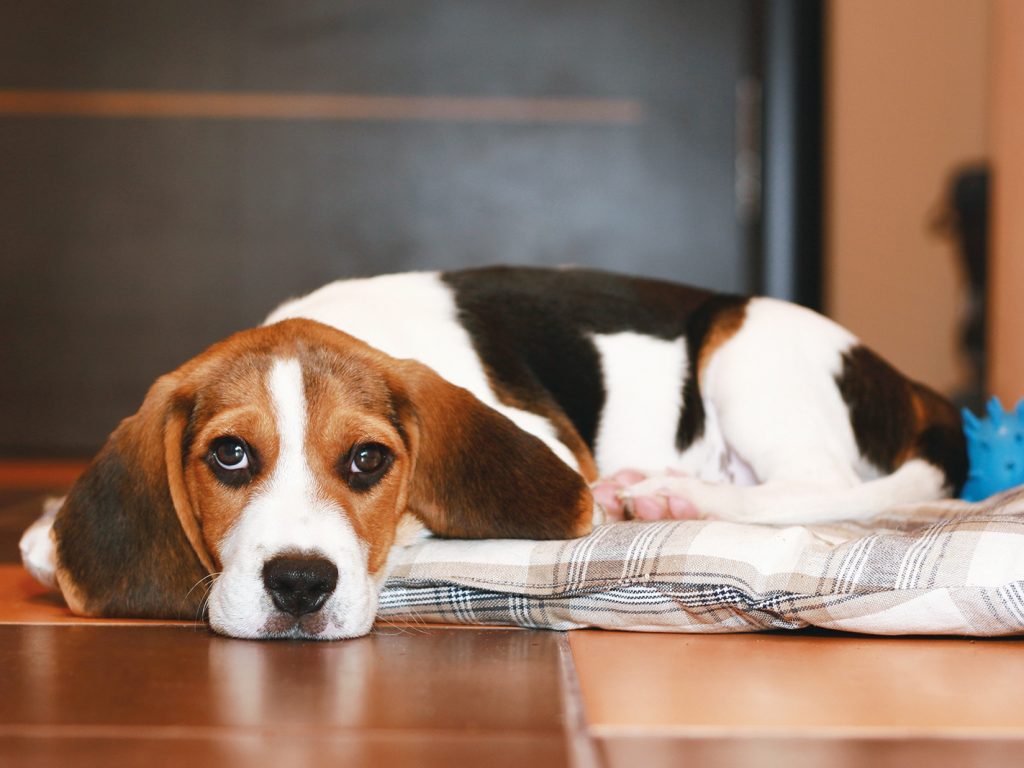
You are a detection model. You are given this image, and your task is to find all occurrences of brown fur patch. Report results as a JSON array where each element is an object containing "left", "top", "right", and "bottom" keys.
[
  {"left": 54, "top": 564, "right": 89, "bottom": 616},
  {"left": 392, "top": 358, "right": 595, "bottom": 540},
  {"left": 696, "top": 301, "right": 748, "bottom": 384}
]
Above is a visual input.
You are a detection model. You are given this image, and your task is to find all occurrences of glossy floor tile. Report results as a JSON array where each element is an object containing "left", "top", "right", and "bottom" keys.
[
  {"left": 0, "top": 733, "right": 566, "bottom": 768},
  {"left": 570, "top": 630, "right": 1024, "bottom": 737},
  {"left": 2, "top": 624, "right": 564, "bottom": 730},
  {"left": 0, "top": 623, "right": 570, "bottom": 767},
  {"left": 596, "top": 736, "right": 1024, "bottom": 768}
]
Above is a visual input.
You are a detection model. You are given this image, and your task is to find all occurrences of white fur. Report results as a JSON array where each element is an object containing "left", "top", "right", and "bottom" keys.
[
  {"left": 267, "top": 273, "right": 579, "bottom": 471},
  {"left": 625, "top": 459, "right": 947, "bottom": 525},
  {"left": 699, "top": 297, "right": 862, "bottom": 485},
  {"left": 590, "top": 332, "right": 686, "bottom": 473},
  {"left": 19, "top": 497, "right": 62, "bottom": 590},
  {"left": 676, "top": 397, "right": 759, "bottom": 487},
  {"left": 206, "top": 358, "right": 379, "bottom": 639},
  {"left": 589, "top": 330, "right": 757, "bottom": 487}
]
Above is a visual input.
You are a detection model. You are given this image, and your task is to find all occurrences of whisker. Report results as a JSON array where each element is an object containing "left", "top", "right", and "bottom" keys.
[
  {"left": 184, "top": 571, "right": 219, "bottom": 602},
  {"left": 374, "top": 610, "right": 431, "bottom": 636},
  {"left": 183, "top": 571, "right": 221, "bottom": 629},
  {"left": 372, "top": 614, "right": 410, "bottom": 636},
  {"left": 194, "top": 589, "right": 215, "bottom": 630},
  {"left": 197, "top": 596, "right": 212, "bottom": 627}
]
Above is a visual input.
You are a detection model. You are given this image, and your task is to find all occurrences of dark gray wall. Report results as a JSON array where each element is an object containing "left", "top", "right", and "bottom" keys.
[{"left": 0, "top": 0, "right": 753, "bottom": 453}]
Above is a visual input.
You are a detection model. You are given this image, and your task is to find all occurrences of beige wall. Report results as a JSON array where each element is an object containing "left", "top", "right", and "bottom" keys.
[
  {"left": 990, "top": 0, "right": 1024, "bottom": 403},
  {"left": 826, "top": 0, "right": 991, "bottom": 394}
]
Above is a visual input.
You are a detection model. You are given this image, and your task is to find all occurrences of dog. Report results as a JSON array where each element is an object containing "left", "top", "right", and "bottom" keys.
[{"left": 22, "top": 266, "right": 966, "bottom": 639}]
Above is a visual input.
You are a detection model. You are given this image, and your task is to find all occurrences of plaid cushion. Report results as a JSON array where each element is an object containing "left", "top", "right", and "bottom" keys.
[{"left": 378, "top": 488, "right": 1024, "bottom": 636}]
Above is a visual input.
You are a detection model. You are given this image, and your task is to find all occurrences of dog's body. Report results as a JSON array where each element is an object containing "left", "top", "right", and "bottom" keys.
[
  {"left": 267, "top": 267, "right": 965, "bottom": 522},
  {"left": 24, "top": 266, "right": 966, "bottom": 640}
]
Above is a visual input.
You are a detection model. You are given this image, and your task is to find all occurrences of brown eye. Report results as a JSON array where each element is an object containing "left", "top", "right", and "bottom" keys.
[
  {"left": 350, "top": 444, "right": 388, "bottom": 474},
  {"left": 212, "top": 438, "right": 250, "bottom": 470},
  {"left": 208, "top": 437, "right": 256, "bottom": 488},
  {"left": 343, "top": 442, "right": 393, "bottom": 490}
]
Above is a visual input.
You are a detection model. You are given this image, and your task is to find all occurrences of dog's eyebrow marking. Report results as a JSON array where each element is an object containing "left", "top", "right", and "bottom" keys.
[{"left": 268, "top": 357, "right": 312, "bottom": 498}]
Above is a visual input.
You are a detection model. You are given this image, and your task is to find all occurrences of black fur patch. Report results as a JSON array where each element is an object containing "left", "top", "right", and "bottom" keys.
[
  {"left": 441, "top": 266, "right": 718, "bottom": 452},
  {"left": 676, "top": 294, "right": 749, "bottom": 451},
  {"left": 835, "top": 346, "right": 916, "bottom": 471}
]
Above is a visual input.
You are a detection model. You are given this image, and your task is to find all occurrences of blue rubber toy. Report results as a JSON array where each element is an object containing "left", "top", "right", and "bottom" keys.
[{"left": 961, "top": 397, "right": 1024, "bottom": 501}]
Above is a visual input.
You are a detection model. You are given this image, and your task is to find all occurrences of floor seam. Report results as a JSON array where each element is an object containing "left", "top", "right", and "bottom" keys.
[{"left": 556, "top": 631, "right": 606, "bottom": 768}]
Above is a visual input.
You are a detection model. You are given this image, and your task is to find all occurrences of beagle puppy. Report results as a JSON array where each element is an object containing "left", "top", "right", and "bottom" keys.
[{"left": 23, "top": 266, "right": 966, "bottom": 640}]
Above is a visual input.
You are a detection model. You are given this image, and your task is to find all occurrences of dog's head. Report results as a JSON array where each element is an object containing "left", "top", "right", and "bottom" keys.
[{"left": 52, "top": 319, "right": 594, "bottom": 639}]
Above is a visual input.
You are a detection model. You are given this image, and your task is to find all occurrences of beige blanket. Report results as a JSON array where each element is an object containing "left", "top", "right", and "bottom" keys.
[{"left": 379, "top": 489, "right": 1024, "bottom": 636}]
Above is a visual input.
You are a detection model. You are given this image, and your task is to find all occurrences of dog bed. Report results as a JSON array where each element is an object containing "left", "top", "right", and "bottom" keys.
[{"left": 378, "top": 488, "right": 1024, "bottom": 636}]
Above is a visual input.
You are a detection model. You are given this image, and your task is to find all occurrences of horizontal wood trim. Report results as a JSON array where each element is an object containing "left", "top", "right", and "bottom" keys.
[
  {"left": 0, "top": 89, "right": 645, "bottom": 124},
  {"left": 0, "top": 461, "right": 88, "bottom": 489}
]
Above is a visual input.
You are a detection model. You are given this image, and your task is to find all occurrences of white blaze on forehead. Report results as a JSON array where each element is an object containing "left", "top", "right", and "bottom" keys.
[{"left": 267, "top": 357, "right": 313, "bottom": 498}]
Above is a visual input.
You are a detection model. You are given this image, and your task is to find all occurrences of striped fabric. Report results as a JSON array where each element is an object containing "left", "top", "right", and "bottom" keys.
[{"left": 378, "top": 488, "right": 1024, "bottom": 636}]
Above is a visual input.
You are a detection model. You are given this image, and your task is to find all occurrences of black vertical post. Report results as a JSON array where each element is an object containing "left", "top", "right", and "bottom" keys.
[{"left": 761, "top": 0, "right": 824, "bottom": 310}]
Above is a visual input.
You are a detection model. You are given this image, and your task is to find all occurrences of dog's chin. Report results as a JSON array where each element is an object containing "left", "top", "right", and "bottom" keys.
[
  {"left": 208, "top": 610, "right": 375, "bottom": 640},
  {"left": 261, "top": 611, "right": 329, "bottom": 638},
  {"left": 207, "top": 590, "right": 378, "bottom": 640}
]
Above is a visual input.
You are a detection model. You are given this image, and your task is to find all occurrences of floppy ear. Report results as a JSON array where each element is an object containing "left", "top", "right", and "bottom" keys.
[
  {"left": 392, "top": 360, "right": 595, "bottom": 540},
  {"left": 52, "top": 373, "right": 213, "bottom": 619}
]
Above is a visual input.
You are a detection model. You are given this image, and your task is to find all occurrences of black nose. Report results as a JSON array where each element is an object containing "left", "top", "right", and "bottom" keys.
[{"left": 262, "top": 555, "right": 339, "bottom": 617}]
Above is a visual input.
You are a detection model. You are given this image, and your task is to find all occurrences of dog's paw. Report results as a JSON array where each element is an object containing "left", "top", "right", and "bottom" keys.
[
  {"left": 590, "top": 468, "right": 649, "bottom": 522},
  {"left": 619, "top": 475, "right": 707, "bottom": 521}
]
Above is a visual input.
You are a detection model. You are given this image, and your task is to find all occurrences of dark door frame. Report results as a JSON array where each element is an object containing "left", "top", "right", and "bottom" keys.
[{"left": 758, "top": 0, "right": 825, "bottom": 310}]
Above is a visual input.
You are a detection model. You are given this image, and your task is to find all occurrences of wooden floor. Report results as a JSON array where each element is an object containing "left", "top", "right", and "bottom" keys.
[{"left": 3, "top": 463, "right": 1024, "bottom": 767}]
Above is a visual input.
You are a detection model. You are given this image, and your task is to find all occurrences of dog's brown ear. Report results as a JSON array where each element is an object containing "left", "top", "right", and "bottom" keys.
[
  {"left": 391, "top": 360, "right": 595, "bottom": 540},
  {"left": 53, "top": 373, "right": 212, "bottom": 619}
]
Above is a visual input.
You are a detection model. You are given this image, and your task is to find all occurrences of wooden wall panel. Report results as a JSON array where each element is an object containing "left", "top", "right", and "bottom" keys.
[
  {"left": 825, "top": 0, "right": 990, "bottom": 394},
  {"left": 989, "top": 0, "right": 1024, "bottom": 403}
]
